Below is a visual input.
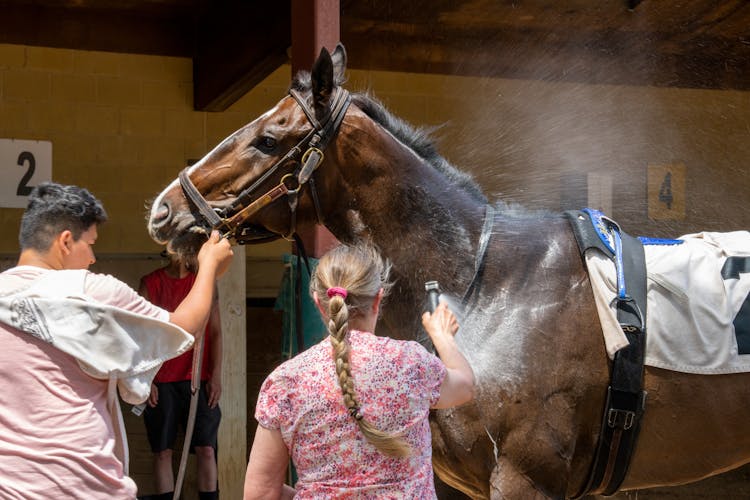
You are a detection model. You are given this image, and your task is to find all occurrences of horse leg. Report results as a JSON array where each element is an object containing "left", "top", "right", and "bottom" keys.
[{"left": 489, "top": 458, "right": 553, "bottom": 500}]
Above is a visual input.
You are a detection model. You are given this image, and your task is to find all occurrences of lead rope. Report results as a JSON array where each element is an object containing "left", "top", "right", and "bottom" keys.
[{"left": 173, "top": 330, "right": 205, "bottom": 499}]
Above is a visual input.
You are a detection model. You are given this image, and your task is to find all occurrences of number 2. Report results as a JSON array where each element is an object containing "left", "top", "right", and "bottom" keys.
[{"left": 16, "top": 151, "right": 35, "bottom": 196}]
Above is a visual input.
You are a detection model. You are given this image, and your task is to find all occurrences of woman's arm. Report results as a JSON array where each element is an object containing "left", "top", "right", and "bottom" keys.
[
  {"left": 422, "top": 302, "right": 476, "bottom": 409},
  {"left": 244, "top": 425, "right": 295, "bottom": 500}
]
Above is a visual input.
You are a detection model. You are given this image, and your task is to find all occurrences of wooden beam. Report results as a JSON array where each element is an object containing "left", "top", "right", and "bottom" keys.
[
  {"left": 291, "top": 0, "right": 341, "bottom": 259},
  {"left": 291, "top": 0, "right": 341, "bottom": 74},
  {"left": 192, "top": 0, "right": 291, "bottom": 111},
  {"left": 217, "top": 245, "right": 247, "bottom": 500},
  {"left": 341, "top": 28, "right": 750, "bottom": 91},
  {"left": 340, "top": 0, "right": 750, "bottom": 91},
  {"left": 1, "top": 0, "right": 746, "bottom": 100},
  {"left": 0, "top": 2, "right": 191, "bottom": 56}
]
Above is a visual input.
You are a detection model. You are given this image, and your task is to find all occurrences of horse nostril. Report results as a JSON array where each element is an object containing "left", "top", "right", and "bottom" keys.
[{"left": 151, "top": 203, "right": 171, "bottom": 227}]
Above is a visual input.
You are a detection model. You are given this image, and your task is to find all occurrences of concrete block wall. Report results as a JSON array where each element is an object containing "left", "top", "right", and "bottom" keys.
[{"left": 0, "top": 43, "right": 290, "bottom": 258}]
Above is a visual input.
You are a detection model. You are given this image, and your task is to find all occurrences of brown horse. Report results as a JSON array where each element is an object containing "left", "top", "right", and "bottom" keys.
[{"left": 147, "top": 45, "right": 750, "bottom": 498}]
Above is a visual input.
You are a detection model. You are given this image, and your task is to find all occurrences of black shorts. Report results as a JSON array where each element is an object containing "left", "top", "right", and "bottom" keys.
[{"left": 143, "top": 380, "right": 221, "bottom": 453}]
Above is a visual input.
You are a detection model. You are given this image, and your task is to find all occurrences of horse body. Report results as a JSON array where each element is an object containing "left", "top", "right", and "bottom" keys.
[
  {"left": 147, "top": 46, "right": 750, "bottom": 498},
  {"left": 329, "top": 106, "right": 612, "bottom": 496}
]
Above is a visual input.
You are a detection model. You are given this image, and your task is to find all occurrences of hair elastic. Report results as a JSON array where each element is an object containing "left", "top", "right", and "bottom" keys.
[
  {"left": 327, "top": 286, "right": 348, "bottom": 299},
  {"left": 349, "top": 406, "right": 363, "bottom": 420}
]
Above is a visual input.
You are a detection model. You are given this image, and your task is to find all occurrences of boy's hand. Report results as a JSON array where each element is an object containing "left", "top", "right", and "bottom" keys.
[{"left": 197, "top": 231, "right": 233, "bottom": 278}]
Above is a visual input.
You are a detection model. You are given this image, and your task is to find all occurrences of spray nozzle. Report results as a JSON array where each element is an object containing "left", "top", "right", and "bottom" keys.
[{"left": 425, "top": 280, "right": 441, "bottom": 313}]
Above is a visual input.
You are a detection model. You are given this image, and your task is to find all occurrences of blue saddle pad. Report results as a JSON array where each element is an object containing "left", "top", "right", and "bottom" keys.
[{"left": 582, "top": 208, "right": 683, "bottom": 252}]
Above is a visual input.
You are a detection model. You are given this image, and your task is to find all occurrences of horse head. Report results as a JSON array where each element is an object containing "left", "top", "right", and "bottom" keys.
[
  {"left": 148, "top": 45, "right": 352, "bottom": 257},
  {"left": 149, "top": 42, "right": 490, "bottom": 340}
]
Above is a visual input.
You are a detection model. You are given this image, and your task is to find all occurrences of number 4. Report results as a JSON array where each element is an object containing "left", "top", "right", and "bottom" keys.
[{"left": 658, "top": 172, "right": 673, "bottom": 210}]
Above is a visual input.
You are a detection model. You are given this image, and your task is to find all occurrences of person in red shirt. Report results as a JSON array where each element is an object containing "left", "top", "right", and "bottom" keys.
[{"left": 139, "top": 252, "right": 223, "bottom": 500}]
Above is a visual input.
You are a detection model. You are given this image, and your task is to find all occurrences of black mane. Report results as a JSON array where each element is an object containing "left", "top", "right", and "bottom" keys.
[{"left": 290, "top": 72, "right": 487, "bottom": 203}]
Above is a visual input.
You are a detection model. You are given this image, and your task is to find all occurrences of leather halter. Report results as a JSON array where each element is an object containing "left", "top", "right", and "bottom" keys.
[{"left": 178, "top": 86, "right": 352, "bottom": 243}]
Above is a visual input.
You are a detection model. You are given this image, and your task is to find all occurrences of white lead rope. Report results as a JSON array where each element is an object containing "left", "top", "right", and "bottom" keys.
[{"left": 173, "top": 331, "right": 205, "bottom": 499}]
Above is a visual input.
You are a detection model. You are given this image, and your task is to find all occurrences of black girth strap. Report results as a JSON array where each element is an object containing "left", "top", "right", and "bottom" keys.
[
  {"left": 462, "top": 204, "right": 495, "bottom": 306},
  {"left": 565, "top": 209, "right": 648, "bottom": 497}
]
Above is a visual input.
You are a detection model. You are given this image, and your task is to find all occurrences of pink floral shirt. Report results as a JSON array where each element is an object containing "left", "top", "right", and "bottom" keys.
[{"left": 256, "top": 330, "right": 446, "bottom": 498}]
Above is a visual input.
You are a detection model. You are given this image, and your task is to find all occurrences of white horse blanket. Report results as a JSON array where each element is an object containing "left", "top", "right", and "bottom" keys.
[{"left": 587, "top": 231, "right": 750, "bottom": 374}]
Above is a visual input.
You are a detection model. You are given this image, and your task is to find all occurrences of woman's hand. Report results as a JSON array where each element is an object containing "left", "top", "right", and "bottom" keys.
[
  {"left": 422, "top": 302, "right": 476, "bottom": 409},
  {"left": 421, "top": 302, "right": 459, "bottom": 342}
]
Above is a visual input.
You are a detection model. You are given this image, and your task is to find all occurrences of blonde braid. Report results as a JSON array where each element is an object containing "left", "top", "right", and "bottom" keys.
[
  {"left": 327, "top": 296, "right": 361, "bottom": 416},
  {"left": 315, "top": 244, "right": 411, "bottom": 458}
]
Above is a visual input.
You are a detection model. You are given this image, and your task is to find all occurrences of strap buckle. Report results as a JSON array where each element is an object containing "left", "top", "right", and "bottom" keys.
[{"left": 607, "top": 408, "right": 635, "bottom": 430}]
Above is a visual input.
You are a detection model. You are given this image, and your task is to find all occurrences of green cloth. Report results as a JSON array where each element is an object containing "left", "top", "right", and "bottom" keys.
[
  {"left": 275, "top": 254, "right": 327, "bottom": 358},
  {"left": 274, "top": 253, "right": 328, "bottom": 486}
]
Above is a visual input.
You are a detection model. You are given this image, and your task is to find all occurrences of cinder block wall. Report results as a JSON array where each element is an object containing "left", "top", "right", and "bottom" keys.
[{"left": 0, "top": 43, "right": 290, "bottom": 257}]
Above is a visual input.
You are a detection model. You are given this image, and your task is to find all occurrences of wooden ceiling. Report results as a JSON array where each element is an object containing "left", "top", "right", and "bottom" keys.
[{"left": 1, "top": 0, "right": 748, "bottom": 111}]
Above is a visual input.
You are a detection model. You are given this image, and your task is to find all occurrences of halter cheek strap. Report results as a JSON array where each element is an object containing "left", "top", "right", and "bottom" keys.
[
  {"left": 178, "top": 87, "right": 351, "bottom": 243},
  {"left": 179, "top": 169, "right": 223, "bottom": 229}
]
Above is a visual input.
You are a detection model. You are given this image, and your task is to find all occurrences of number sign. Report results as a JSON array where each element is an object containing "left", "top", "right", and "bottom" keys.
[
  {"left": 0, "top": 139, "right": 52, "bottom": 208},
  {"left": 648, "top": 163, "right": 685, "bottom": 221}
]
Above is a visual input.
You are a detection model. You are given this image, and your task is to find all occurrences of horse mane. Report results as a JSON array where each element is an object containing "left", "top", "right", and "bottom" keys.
[
  {"left": 349, "top": 93, "right": 552, "bottom": 220},
  {"left": 290, "top": 72, "right": 487, "bottom": 203}
]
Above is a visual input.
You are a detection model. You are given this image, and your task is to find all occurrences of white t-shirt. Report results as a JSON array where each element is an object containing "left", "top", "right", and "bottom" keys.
[{"left": 0, "top": 266, "right": 169, "bottom": 500}]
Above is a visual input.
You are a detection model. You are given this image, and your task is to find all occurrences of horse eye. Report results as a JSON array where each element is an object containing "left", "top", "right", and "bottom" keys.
[{"left": 255, "top": 136, "right": 277, "bottom": 153}]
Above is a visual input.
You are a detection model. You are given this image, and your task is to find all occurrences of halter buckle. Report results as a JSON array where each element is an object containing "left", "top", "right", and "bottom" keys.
[
  {"left": 281, "top": 173, "right": 300, "bottom": 195},
  {"left": 298, "top": 147, "right": 325, "bottom": 185},
  {"left": 607, "top": 408, "right": 635, "bottom": 430},
  {"left": 301, "top": 146, "right": 324, "bottom": 166}
]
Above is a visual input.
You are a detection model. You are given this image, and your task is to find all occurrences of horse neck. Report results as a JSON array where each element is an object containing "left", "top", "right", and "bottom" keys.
[{"left": 329, "top": 112, "right": 488, "bottom": 299}]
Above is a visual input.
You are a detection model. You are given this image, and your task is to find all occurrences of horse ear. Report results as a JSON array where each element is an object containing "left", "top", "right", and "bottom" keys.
[{"left": 311, "top": 47, "right": 335, "bottom": 119}]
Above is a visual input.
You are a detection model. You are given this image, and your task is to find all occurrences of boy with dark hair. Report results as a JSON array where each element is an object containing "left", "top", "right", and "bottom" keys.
[{"left": 0, "top": 182, "right": 233, "bottom": 499}]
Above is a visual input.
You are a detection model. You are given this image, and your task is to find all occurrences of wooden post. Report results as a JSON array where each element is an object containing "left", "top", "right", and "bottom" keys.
[
  {"left": 217, "top": 245, "right": 246, "bottom": 499},
  {"left": 291, "top": 0, "right": 341, "bottom": 258}
]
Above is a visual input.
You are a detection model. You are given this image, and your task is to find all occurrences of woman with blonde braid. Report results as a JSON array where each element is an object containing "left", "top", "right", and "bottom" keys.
[{"left": 244, "top": 243, "right": 475, "bottom": 499}]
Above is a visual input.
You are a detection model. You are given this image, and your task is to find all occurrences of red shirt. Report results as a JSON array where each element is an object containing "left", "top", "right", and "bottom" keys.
[{"left": 141, "top": 267, "right": 212, "bottom": 382}]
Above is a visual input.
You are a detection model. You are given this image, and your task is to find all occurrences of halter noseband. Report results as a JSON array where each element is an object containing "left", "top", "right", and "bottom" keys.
[{"left": 178, "top": 86, "right": 352, "bottom": 243}]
